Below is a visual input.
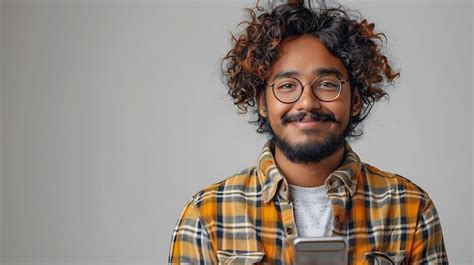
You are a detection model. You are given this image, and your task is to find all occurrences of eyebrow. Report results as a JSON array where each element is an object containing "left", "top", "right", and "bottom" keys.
[
  {"left": 271, "top": 67, "right": 344, "bottom": 81},
  {"left": 314, "top": 67, "right": 344, "bottom": 77},
  {"left": 272, "top": 70, "right": 299, "bottom": 80}
]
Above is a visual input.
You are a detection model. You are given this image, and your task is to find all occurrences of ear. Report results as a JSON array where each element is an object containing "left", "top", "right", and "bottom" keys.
[
  {"left": 351, "top": 88, "right": 362, "bottom": 117},
  {"left": 257, "top": 91, "right": 267, "bottom": 118}
]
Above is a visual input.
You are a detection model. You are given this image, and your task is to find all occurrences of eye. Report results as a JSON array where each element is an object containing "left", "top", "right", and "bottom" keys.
[
  {"left": 280, "top": 83, "right": 295, "bottom": 90},
  {"left": 317, "top": 79, "right": 340, "bottom": 91},
  {"left": 274, "top": 78, "right": 299, "bottom": 92}
]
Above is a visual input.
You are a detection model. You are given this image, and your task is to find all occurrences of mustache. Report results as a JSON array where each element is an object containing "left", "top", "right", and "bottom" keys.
[{"left": 281, "top": 110, "right": 336, "bottom": 124}]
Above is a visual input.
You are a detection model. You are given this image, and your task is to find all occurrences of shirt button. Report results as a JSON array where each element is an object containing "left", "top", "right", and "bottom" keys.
[{"left": 286, "top": 226, "right": 294, "bottom": 235}]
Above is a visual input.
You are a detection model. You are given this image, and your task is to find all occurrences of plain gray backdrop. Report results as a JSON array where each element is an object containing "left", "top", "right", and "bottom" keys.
[{"left": 0, "top": 0, "right": 473, "bottom": 264}]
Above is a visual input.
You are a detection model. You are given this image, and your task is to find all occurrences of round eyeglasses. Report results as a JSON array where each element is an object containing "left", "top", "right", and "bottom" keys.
[{"left": 267, "top": 75, "right": 348, "bottom": 104}]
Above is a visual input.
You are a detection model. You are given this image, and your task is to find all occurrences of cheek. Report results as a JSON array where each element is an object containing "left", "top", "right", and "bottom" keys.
[
  {"left": 333, "top": 90, "right": 353, "bottom": 118},
  {"left": 322, "top": 101, "right": 351, "bottom": 124},
  {"left": 266, "top": 96, "right": 291, "bottom": 125}
]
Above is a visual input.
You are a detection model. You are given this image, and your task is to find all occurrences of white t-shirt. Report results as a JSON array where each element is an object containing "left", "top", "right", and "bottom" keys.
[{"left": 289, "top": 184, "right": 334, "bottom": 237}]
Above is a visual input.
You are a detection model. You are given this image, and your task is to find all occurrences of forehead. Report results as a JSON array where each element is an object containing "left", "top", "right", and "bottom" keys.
[{"left": 268, "top": 34, "right": 349, "bottom": 80}]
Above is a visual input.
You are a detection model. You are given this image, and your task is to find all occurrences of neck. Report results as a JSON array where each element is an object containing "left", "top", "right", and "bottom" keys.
[{"left": 273, "top": 143, "right": 346, "bottom": 187}]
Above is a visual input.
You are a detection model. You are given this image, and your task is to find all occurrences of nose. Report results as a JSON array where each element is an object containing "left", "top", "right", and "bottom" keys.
[{"left": 294, "top": 83, "right": 322, "bottom": 112}]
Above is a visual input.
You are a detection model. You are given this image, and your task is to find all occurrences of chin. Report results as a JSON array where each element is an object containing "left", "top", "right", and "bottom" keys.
[
  {"left": 294, "top": 130, "right": 330, "bottom": 142},
  {"left": 287, "top": 137, "right": 325, "bottom": 148}
]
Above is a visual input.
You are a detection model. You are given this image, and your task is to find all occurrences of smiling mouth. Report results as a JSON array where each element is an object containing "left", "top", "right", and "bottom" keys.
[
  {"left": 299, "top": 117, "right": 324, "bottom": 122},
  {"left": 292, "top": 119, "right": 327, "bottom": 129}
]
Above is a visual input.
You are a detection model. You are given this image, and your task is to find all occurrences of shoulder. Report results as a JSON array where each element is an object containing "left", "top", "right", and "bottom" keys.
[
  {"left": 361, "top": 163, "right": 430, "bottom": 202},
  {"left": 189, "top": 167, "right": 262, "bottom": 209}
]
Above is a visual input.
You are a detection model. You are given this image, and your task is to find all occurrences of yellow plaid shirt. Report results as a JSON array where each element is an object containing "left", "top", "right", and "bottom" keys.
[{"left": 169, "top": 142, "right": 448, "bottom": 264}]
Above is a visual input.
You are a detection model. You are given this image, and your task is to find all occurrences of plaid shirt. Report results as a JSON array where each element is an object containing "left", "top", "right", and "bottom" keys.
[{"left": 169, "top": 142, "right": 448, "bottom": 264}]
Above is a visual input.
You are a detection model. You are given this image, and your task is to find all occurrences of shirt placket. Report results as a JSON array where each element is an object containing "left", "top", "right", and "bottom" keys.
[
  {"left": 326, "top": 177, "right": 350, "bottom": 236},
  {"left": 276, "top": 181, "right": 298, "bottom": 263}
]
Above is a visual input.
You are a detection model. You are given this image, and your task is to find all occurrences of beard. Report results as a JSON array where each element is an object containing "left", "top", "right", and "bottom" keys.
[{"left": 267, "top": 111, "right": 352, "bottom": 164}]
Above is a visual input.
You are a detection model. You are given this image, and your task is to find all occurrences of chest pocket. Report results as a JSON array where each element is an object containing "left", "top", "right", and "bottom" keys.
[
  {"left": 217, "top": 250, "right": 265, "bottom": 264},
  {"left": 364, "top": 251, "right": 406, "bottom": 265}
]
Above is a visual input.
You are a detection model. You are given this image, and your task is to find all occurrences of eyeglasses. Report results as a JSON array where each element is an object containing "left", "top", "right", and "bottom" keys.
[{"left": 267, "top": 75, "right": 348, "bottom": 104}]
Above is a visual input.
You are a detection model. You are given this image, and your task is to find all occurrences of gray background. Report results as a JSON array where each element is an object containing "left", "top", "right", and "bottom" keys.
[{"left": 0, "top": 0, "right": 472, "bottom": 264}]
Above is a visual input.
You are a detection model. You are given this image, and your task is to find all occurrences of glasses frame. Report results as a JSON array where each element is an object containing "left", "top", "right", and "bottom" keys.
[{"left": 268, "top": 75, "right": 348, "bottom": 104}]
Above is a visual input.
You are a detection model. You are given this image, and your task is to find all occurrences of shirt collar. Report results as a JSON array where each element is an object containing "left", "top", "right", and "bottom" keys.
[{"left": 256, "top": 141, "right": 362, "bottom": 203}]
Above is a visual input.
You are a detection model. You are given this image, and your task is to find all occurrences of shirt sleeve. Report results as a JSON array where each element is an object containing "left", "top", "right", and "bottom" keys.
[
  {"left": 409, "top": 196, "right": 448, "bottom": 264},
  {"left": 168, "top": 199, "right": 217, "bottom": 264}
]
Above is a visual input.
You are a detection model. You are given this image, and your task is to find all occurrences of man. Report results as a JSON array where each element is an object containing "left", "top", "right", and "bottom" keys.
[{"left": 169, "top": 1, "right": 448, "bottom": 264}]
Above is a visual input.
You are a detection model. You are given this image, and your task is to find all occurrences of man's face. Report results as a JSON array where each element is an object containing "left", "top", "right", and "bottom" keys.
[{"left": 259, "top": 34, "right": 361, "bottom": 163}]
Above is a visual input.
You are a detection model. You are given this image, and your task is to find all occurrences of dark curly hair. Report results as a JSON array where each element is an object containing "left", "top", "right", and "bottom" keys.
[{"left": 221, "top": 0, "right": 400, "bottom": 138}]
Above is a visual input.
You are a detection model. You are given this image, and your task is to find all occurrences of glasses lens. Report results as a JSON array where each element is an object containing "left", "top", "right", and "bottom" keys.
[
  {"left": 312, "top": 75, "right": 342, "bottom": 101},
  {"left": 273, "top": 77, "right": 302, "bottom": 103}
]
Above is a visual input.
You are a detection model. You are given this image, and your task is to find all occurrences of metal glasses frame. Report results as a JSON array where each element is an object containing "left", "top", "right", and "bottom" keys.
[{"left": 268, "top": 75, "right": 348, "bottom": 104}]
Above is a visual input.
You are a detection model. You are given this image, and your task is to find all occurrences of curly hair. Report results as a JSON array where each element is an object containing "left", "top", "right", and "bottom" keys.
[{"left": 221, "top": 0, "right": 400, "bottom": 138}]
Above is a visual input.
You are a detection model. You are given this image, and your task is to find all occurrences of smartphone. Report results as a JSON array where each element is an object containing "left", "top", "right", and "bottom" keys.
[{"left": 293, "top": 236, "right": 348, "bottom": 265}]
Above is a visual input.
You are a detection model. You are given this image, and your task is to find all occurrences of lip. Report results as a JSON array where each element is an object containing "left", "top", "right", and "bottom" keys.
[{"left": 291, "top": 120, "right": 326, "bottom": 129}]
